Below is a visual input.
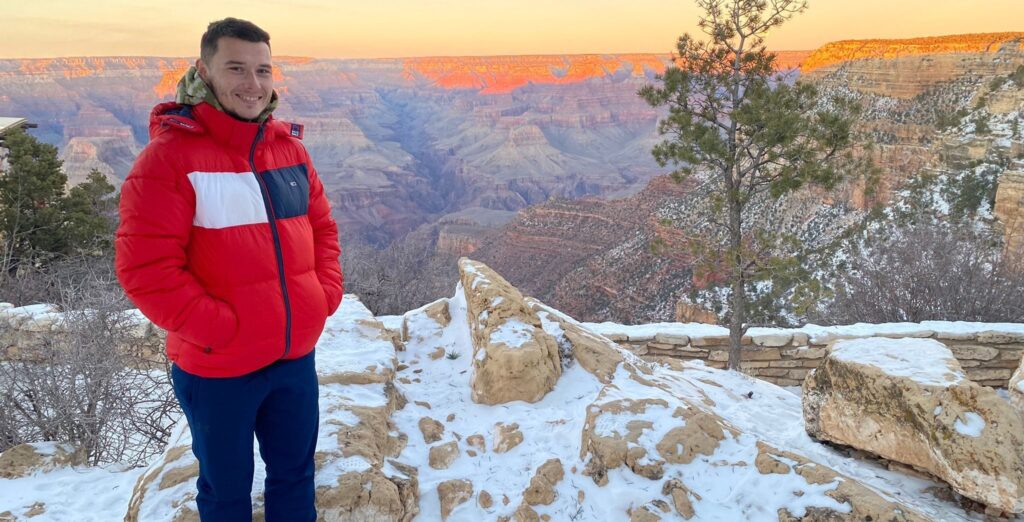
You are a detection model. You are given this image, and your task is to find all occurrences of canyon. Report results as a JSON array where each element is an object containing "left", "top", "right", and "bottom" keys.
[{"left": 3, "top": 33, "right": 1022, "bottom": 323}]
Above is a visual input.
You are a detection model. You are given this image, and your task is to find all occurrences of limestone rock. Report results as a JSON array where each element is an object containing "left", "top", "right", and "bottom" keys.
[
  {"left": 1010, "top": 353, "right": 1024, "bottom": 417},
  {"left": 762, "top": 443, "right": 930, "bottom": 521},
  {"left": 478, "top": 490, "right": 494, "bottom": 509},
  {"left": 418, "top": 417, "right": 444, "bottom": 444},
  {"left": 523, "top": 458, "right": 564, "bottom": 505},
  {"left": 124, "top": 422, "right": 200, "bottom": 522},
  {"left": 466, "top": 434, "right": 486, "bottom": 453},
  {"left": 0, "top": 442, "right": 85, "bottom": 479},
  {"left": 423, "top": 298, "right": 452, "bottom": 328},
  {"left": 459, "top": 258, "right": 561, "bottom": 405},
  {"left": 661, "top": 480, "right": 697, "bottom": 519},
  {"left": 493, "top": 422, "right": 524, "bottom": 453},
  {"left": 318, "top": 465, "right": 419, "bottom": 522},
  {"left": 804, "top": 337, "right": 1024, "bottom": 513},
  {"left": 429, "top": 441, "right": 460, "bottom": 470},
  {"left": 526, "top": 298, "right": 624, "bottom": 383},
  {"left": 581, "top": 392, "right": 728, "bottom": 486},
  {"left": 437, "top": 479, "right": 473, "bottom": 520},
  {"left": 630, "top": 499, "right": 671, "bottom": 521}
]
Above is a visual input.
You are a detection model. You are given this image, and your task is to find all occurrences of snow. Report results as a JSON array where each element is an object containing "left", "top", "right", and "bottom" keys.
[
  {"left": 0, "top": 463, "right": 144, "bottom": 521},
  {"left": 831, "top": 338, "right": 965, "bottom": 387},
  {"left": 583, "top": 320, "right": 1024, "bottom": 345},
  {"left": 487, "top": 318, "right": 533, "bottom": 349},
  {"left": 584, "top": 321, "right": 727, "bottom": 339},
  {"left": 954, "top": 412, "right": 986, "bottom": 438},
  {"left": 2, "top": 289, "right": 1011, "bottom": 521},
  {"left": 315, "top": 295, "right": 397, "bottom": 381}
]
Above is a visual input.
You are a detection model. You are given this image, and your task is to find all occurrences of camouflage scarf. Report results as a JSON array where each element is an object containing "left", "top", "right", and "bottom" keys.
[{"left": 174, "top": 66, "right": 278, "bottom": 123}]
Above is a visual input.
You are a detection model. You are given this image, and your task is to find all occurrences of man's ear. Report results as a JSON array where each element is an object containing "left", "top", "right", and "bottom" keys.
[{"left": 195, "top": 58, "right": 209, "bottom": 81}]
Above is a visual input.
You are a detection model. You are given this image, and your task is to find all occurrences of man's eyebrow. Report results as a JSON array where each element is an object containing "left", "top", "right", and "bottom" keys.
[{"left": 224, "top": 60, "right": 273, "bottom": 68}]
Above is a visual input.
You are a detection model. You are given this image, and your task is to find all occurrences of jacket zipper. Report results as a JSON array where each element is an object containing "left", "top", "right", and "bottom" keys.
[{"left": 249, "top": 124, "right": 293, "bottom": 358}]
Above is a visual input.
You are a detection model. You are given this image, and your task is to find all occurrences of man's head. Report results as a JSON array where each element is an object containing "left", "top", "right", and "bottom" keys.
[{"left": 196, "top": 18, "right": 273, "bottom": 121}]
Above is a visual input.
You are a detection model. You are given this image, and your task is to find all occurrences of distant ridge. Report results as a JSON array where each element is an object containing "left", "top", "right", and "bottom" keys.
[
  {"left": 3, "top": 51, "right": 813, "bottom": 99},
  {"left": 802, "top": 32, "right": 1024, "bottom": 72}
]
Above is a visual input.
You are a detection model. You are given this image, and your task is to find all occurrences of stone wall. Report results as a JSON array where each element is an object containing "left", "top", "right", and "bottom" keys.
[
  {"left": 600, "top": 327, "right": 1024, "bottom": 388},
  {"left": 0, "top": 303, "right": 165, "bottom": 366}
]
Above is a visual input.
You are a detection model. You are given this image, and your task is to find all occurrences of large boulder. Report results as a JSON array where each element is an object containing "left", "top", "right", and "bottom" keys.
[
  {"left": 804, "top": 337, "right": 1024, "bottom": 513},
  {"left": 459, "top": 258, "right": 561, "bottom": 405}
]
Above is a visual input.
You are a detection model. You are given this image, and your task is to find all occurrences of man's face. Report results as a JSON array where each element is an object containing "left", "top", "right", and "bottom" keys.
[{"left": 196, "top": 37, "right": 273, "bottom": 121}]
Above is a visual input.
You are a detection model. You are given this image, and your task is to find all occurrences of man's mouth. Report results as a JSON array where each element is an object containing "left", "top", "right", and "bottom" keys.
[{"left": 237, "top": 94, "right": 262, "bottom": 103}]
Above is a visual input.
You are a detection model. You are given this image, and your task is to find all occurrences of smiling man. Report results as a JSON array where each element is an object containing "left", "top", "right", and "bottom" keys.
[{"left": 115, "top": 18, "right": 342, "bottom": 521}]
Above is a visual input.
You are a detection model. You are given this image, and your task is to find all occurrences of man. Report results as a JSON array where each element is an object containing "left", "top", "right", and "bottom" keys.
[{"left": 115, "top": 18, "right": 342, "bottom": 521}]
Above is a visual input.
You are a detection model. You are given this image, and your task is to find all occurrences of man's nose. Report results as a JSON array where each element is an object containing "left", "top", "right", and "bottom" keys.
[{"left": 244, "top": 70, "right": 261, "bottom": 87}]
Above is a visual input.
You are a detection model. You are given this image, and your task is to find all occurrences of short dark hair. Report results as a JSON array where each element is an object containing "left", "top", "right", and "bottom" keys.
[{"left": 200, "top": 18, "right": 271, "bottom": 63}]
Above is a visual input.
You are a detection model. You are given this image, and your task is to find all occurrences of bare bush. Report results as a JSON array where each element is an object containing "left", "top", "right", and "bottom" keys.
[
  {"left": 342, "top": 227, "right": 458, "bottom": 316},
  {"left": 0, "top": 253, "right": 178, "bottom": 466},
  {"left": 820, "top": 223, "right": 1024, "bottom": 324}
]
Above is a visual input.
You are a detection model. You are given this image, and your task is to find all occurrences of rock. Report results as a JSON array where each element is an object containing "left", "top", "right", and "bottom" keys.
[
  {"left": 804, "top": 337, "right": 1024, "bottom": 513},
  {"left": 662, "top": 480, "right": 697, "bottom": 519},
  {"left": 995, "top": 170, "right": 1024, "bottom": 256},
  {"left": 630, "top": 500, "right": 671, "bottom": 521},
  {"left": 751, "top": 332, "right": 793, "bottom": 347},
  {"left": 318, "top": 466, "right": 419, "bottom": 522},
  {"left": 438, "top": 479, "right": 473, "bottom": 520},
  {"left": 460, "top": 258, "right": 561, "bottom": 404},
  {"left": 512, "top": 503, "right": 539, "bottom": 522},
  {"left": 493, "top": 422, "right": 524, "bottom": 453},
  {"left": 762, "top": 443, "right": 930, "bottom": 521},
  {"left": 653, "top": 332, "right": 690, "bottom": 345},
  {"left": 1009, "top": 354, "right": 1024, "bottom": 418},
  {"left": 0, "top": 442, "right": 84, "bottom": 479},
  {"left": 478, "top": 490, "right": 494, "bottom": 509},
  {"left": 523, "top": 458, "right": 564, "bottom": 505},
  {"left": 423, "top": 298, "right": 452, "bottom": 328},
  {"left": 948, "top": 344, "right": 1001, "bottom": 361},
  {"left": 466, "top": 434, "right": 486, "bottom": 453},
  {"left": 125, "top": 422, "right": 201, "bottom": 522},
  {"left": 674, "top": 301, "right": 718, "bottom": 324},
  {"left": 527, "top": 298, "right": 624, "bottom": 383},
  {"left": 429, "top": 347, "right": 446, "bottom": 360},
  {"left": 429, "top": 441, "right": 460, "bottom": 470},
  {"left": 419, "top": 417, "right": 445, "bottom": 444}
]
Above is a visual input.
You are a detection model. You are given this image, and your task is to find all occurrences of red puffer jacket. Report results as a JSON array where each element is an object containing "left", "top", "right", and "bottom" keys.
[{"left": 116, "top": 101, "right": 343, "bottom": 378}]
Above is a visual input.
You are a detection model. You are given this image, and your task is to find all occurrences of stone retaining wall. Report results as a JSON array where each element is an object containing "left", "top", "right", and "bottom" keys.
[
  {"left": 0, "top": 304, "right": 164, "bottom": 366},
  {"left": 604, "top": 329, "right": 1024, "bottom": 388}
]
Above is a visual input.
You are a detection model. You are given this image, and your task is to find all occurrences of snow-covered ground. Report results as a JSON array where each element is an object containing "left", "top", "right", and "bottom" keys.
[{"left": 1, "top": 290, "right": 1019, "bottom": 520}]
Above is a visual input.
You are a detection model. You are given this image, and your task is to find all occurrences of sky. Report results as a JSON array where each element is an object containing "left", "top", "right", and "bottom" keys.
[{"left": 2, "top": 0, "right": 1023, "bottom": 59}]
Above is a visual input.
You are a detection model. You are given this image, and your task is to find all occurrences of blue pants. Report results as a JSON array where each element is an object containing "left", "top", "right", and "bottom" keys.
[{"left": 171, "top": 352, "right": 319, "bottom": 522}]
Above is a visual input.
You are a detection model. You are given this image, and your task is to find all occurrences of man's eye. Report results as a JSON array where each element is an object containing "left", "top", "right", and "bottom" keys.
[
  {"left": 229, "top": 67, "right": 243, "bottom": 72},
  {"left": 258, "top": 69, "right": 271, "bottom": 75}
]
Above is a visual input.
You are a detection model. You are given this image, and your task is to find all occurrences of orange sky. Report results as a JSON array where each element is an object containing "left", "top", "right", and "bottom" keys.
[{"left": 3, "top": 0, "right": 1022, "bottom": 59}]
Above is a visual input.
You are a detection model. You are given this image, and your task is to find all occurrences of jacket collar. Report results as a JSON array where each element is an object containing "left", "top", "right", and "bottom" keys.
[
  {"left": 192, "top": 101, "right": 274, "bottom": 151},
  {"left": 149, "top": 101, "right": 302, "bottom": 151}
]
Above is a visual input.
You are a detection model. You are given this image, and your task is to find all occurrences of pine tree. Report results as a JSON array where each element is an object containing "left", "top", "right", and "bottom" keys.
[
  {"left": 0, "top": 129, "right": 68, "bottom": 272},
  {"left": 639, "top": 0, "right": 863, "bottom": 370},
  {"left": 0, "top": 130, "right": 117, "bottom": 274}
]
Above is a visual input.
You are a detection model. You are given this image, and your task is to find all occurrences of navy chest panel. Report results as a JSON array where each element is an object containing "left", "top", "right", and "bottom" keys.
[{"left": 260, "top": 164, "right": 310, "bottom": 220}]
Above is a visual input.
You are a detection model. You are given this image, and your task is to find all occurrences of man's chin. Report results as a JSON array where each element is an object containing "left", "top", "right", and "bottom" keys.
[{"left": 223, "top": 106, "right": 265, "bottom": 122}]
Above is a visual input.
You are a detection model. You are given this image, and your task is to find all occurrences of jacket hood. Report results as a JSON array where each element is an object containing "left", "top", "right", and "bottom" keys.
[{"left": 174, "top": 66, "right": 279, "bottom": 123}]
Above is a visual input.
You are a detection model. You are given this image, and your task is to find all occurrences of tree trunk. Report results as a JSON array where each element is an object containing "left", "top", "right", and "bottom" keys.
[{"left": 727, "top": 183, "right": 745, "bottom": 370}]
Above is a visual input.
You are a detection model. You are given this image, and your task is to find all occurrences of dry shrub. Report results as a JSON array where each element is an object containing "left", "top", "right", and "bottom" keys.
[
  {"left": 0, "top": 254, "right": 177, "bottom": 466},
  {"left": 822, "top": 222, "right": 1024, "bottom": 324}
]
